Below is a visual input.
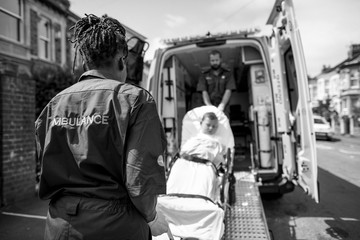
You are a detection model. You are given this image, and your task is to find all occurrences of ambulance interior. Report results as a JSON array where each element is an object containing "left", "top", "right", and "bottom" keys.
[{"left": 161, "top": 41, "right": 281, "bottom": 179}]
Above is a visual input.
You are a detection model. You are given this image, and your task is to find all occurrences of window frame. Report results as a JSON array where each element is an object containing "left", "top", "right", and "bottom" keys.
[
  {"left": 349, "top": 69, "right": 359, "bottom": 89},
  {"left": 0, "top": 0, "right": 23, "bottom": 42},
  {"left": 38, "top": 15, "right": 51, "bottom": 60}
]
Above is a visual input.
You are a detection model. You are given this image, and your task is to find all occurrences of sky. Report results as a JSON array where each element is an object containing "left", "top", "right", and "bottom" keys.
[{"left": 69, "top": 0, "right": 360, "bottom": 77}]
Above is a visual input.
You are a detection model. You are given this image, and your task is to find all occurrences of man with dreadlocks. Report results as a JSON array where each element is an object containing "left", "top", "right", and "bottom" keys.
[{"left": 35, "top": 14, "right": 168, "bottom": 239}]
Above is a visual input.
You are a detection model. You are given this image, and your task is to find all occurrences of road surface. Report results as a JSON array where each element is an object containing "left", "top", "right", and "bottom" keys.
[{"left": 263, "top": 135, "right": 360, "bottom": 240}]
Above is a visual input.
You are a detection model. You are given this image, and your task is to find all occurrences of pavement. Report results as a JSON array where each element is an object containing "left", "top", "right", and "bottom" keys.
[
  {"left": 0, "top": 133, "right": 358, "bottom": 240},
  {"left": 0, "top": 195, "right": 49, "bottom": 240},
  {"left": 330, "top": 130, "right": 360, "bottom": 144}
]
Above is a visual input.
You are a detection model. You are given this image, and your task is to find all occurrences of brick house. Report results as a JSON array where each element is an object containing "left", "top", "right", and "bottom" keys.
[{"left": 0, "top": 0, "right": 147, "bottom": 206}]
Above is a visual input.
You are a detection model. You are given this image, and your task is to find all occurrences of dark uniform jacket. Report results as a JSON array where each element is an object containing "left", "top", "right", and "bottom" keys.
[
  {"left": 35, "top": 70, "right": 167, "bottom": 230},
  {"left": 197, "top": 66, "right": 236, "bottom": 106}
]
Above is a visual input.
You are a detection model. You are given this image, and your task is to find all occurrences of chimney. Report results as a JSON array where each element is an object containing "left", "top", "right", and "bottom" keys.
[{"left": 348, "top": 44, "right": 360, "bottom": 59}]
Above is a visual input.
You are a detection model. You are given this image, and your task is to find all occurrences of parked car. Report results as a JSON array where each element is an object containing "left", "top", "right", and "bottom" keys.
[{"left": 313, "top": 115, "right": 334, "bottom": 140}]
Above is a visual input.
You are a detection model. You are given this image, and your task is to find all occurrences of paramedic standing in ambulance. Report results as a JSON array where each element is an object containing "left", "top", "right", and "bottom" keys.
[
  {"left": 35, "top": 14, "right": 168, "bottom": 239},
  {"left": 197, "top": 50, "right": 236, "bottom": 116}
]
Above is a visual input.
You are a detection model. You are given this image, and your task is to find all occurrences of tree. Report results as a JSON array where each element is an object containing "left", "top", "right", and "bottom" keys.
[
  {"left": 34, "top": 65, "right": 76, "bottom": 117},
  {"left": 313, "top": 97, "right": 332, "bottom": 122}
]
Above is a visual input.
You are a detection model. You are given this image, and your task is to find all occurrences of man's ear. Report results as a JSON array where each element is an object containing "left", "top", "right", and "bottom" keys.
[
  {"left": 118, "top": 57, "right": 124, "bottom": 71},
  {"left": 118, "top": 58, "right": 125, "bottom": 71},
  {"left": 82, "top": 61, "right": 89, "bottom": 72}
]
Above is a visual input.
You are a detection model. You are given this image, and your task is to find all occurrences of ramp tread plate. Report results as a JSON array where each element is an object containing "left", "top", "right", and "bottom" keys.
[{"left": 224, "top": 171, "right": 271, "bottom": 239}]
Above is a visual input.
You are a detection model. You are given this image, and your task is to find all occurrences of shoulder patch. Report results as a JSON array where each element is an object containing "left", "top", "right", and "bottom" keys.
[
  {"left": 202, "top": 67, "right": 211, "bottom": 74},
  {"left": 221, "top": 66, "right": 230, "bottom": 72},
  {"left": 157, "top": 155, "right": 165, "bottom": 167}
]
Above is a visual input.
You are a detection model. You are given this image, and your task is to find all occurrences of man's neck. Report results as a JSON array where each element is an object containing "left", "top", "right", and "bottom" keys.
[
  {"left": 212, "top": 68, "right": 221, "bottom": 76},
  {"left": 87, "top": 66, "right": 124, "bottom": 82}
]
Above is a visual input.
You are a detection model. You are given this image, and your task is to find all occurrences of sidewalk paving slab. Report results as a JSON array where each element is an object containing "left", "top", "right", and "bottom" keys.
[{"left": 0, "top": 195, "right": 48, "bottom": 240}]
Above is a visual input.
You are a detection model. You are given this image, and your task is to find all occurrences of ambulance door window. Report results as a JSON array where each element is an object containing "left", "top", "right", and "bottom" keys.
[
  {"left": 162, "top": 56, "right": 178, "bottom": 158},
  {"left": 284, "top": 49, "right": 299, "bottom": 117},
  {"left": 173, "top": 56, "right": 187, "bottom": 146}
]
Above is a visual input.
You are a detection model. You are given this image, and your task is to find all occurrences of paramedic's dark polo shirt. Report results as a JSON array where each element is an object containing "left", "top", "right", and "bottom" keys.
[
  {"left": 197, "top": 66, "right": 236, "bottom": 106},
  {"left": 35, "top": 70, "right": 167, "bottom": 202}
]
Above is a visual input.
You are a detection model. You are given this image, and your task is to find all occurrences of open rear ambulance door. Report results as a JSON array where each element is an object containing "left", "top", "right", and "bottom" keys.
[
  {"left": 147, "top": 49, "right": 165, "bottom": 107},
  {"left": 267, "top": 0, "right": 319, "bottom": 203},
  {"left": 147, "top": 48, "right": 179, "bottom": 172}
]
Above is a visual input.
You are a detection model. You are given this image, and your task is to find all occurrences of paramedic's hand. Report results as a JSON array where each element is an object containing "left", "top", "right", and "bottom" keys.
[
  {"left": 148, "top": 211, "right": 169, "bottom": 236},
  {"left": 218, "top": 103, "right": 225, "bottom": 112}
]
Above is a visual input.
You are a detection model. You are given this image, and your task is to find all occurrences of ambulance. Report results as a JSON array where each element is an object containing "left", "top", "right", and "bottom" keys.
[{"left": 146, "top": 0, "right": 319, "bottom": 207}]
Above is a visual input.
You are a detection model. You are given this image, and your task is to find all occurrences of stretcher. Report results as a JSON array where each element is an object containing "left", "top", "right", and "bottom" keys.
[{"left": 153, "top": 105, "right": 235, "bottom": 240}]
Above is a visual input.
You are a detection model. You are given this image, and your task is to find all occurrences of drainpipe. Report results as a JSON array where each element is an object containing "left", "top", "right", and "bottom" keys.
[
  {"left": 0, "top": 68, "right": 3, "bottom": 206},
  {"left": 340, "top": 116, "right": 345, "bottom": 135},
  {"left": 350, "top": 116, "right": 354, "bottom": 136},
  {"left": 331, "top": 114, "right": 336, "bottom": 133}
]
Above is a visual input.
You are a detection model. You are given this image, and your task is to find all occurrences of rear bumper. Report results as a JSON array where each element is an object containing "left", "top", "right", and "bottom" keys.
[
  {"left": 315, "top": 131, "right": 334, "bottom": 139},
  {"left": 258, "top": 177, "right": 295, "bottom": 194}
]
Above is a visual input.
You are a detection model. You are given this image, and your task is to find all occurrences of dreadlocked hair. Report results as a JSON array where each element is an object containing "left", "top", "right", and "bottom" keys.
[{"left": 70, "top": 14, "right": 128, "bottom": 71}]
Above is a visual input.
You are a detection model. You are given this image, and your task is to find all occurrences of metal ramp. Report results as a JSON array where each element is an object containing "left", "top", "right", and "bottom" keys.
[{"left": 224, "top": 171, "right": 272, "bottom": 239}]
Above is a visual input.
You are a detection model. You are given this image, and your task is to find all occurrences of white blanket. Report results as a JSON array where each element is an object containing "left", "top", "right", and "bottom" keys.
[
  {"left": 155, "top": 158, "right": 224, "bottom": 240},
  {"left": 155, "top": 196, "right": 224, "bottom": 240},
  {"left": 180, "top": 132, "right": 226, "bottom": 168},
  {"left": 167, "top": 158, "right": 220, "bottom": 202}
]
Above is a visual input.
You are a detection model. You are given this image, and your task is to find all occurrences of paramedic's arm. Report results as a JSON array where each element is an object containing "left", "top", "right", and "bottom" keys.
[
  {"left": 202, "top": 91, "right": 213, "bottom": 106},
  {"left": 125, "top": 100, "right": 167, "bottom": 223},
  {"left": 219, "top": 72, "right": 236, "bottom": 111},
  {"left": 218, "top": 89, "right": 232, "bottom": 111},
  {"left": 197, "top": 74, "right": 212, "bottom": 106},
  {"left": 34, "top": 106, "right": 48, "bottom": 168}
]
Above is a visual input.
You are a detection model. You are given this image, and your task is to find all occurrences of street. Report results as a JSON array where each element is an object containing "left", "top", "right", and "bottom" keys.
[
  {"left": 1, "top": 134, "right": 360, "bottom": 240},
  {"left": 263, "top": 134, "right": 360, "bottom": 240},
  {"left": 0, "top": 196, "right": 47, "bottom": 240}
]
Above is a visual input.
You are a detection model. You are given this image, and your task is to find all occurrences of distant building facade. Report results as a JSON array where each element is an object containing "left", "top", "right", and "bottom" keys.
[
  {"left": 0, "top": 0, "right": 147, "bottom": 205},
  {"left": 308, "top": 76, "right": 318, "bottom": 108},
  {"left": 338, "top": 46, "right": 360, "bottom": 135},
  {"left": 312, "top": 44, "right": 360, "bottom": 136}
]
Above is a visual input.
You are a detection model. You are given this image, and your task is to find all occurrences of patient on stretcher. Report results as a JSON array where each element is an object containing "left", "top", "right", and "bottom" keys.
[
  {"left": 180, "top": 111, "right": 226, "bottom": 168},
  {"left": 154, "top": 106, "right": 234, "bottom": 240},
  {"left": 167, "top": 112, "right": 226, "bottom": 203}
]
